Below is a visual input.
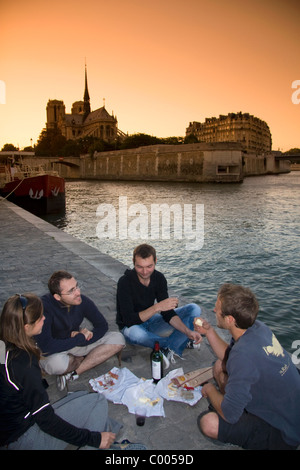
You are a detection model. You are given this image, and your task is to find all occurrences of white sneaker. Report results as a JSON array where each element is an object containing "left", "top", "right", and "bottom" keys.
[
  {"left": 186, "top": 340, "right": 201, "bottom": 350},
  {"left": 161, "top": 351, "right": 170, "bottom": 369},
  {"left": 56, "top": 371, "right": 79, "bottom": 391},
  {"left": 167, "top": 349, "right": 184, "bottom": 364},
  {"left": 161, "top": 348, "right": 183, "bottom": 369}
]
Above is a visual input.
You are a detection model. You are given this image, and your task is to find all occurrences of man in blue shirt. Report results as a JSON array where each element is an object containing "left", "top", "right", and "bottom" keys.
[
  {"left": 195, "top": 283, "right": 300, "bottom": 450},
  {"left": 37, "top": 270, "right": 125, "bottom": 391}
]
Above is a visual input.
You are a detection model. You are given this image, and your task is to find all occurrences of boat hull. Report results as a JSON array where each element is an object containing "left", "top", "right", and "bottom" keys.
[{"left": 0, "top": 174, "right": 65, "bottom": 215}]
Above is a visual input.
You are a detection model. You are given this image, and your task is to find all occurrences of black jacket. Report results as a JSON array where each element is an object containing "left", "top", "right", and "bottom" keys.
[
  {"left": 116, "top": 268, "right": 177, "bottom": 329},
  {"left": 0, "top": 345, "right": 101, "bottom": 448}
]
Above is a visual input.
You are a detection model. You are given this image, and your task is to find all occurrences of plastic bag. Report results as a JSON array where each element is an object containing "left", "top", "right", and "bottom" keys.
[
  {"left": 89, "top": 367, "right": 139, "bottom": 404},
  {"left": 156, "top": 368, "right": 203, "bottom": 406},
  {"left": 90, "top": 366, "right": 203, "bottom": 417},
  {"left": 122, "top": 378, "right": 165, "bottom": 417}
]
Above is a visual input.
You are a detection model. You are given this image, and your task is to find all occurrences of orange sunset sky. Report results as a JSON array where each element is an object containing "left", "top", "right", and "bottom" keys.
[{"left": 0, "top": 0, "right": 299, "bottom": 152}]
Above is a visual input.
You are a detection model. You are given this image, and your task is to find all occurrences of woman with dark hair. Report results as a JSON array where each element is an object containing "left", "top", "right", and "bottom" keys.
[{"left": 0, "top": 293, "right": 121, "bottom": 450}]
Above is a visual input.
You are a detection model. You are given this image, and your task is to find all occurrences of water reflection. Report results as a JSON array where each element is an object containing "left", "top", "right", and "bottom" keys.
[{"left": 43, "top": 173, "right": 300, "bottom": 353}]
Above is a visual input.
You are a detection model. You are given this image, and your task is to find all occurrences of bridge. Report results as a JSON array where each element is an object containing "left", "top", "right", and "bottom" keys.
[
  {"left": 276, "top": 153, "right": 300, "bottom": 163},
  {"left": 47, "top": 156, "right": 81, "bottom": 178},
  {"left": 0, "top": 152, "right": 81, "bottom": 178},
  {"left": 53, "top": 156, "right": 80, "bottom": 168}
]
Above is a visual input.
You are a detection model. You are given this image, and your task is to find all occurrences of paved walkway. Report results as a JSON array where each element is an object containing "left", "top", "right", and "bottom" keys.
[{"left": 0, "top": 197, "right": 239, "bottom": 451}]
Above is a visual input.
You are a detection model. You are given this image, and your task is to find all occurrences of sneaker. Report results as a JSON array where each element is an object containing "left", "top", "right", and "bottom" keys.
[
  {"left": 186, "top": 340, "right": 201, "bottom": 350},
  {"left": 161, "top": 348, "right": 183, "bottom": 368},
  {"left": 110, "top": 439, "right": 147, "bottom": 450},
  {"left": 56, "top": 371, "right": 79, "bottom": 391},
  {"left": 161, "top": 350, "right": 170, "bottom": 369}
]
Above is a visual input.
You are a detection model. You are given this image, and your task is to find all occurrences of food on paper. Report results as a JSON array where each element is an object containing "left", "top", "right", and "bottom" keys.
[
  {"left": 167, "top": 382, "right": 178, "bottom": 397},
  {"left": 171, "top": 367, "right": 213, "bottom": 389},
  {"left": 90, "top": 367, "right": 165, "bottom": 417},
  {"left": 138, "top": 396, "right": 160, "bottom": 407},
  {"left": 96, "top": 370, "right": 119, "bottom": 388},
  {"left": 156, "top": 368, "right": 203, "bottom": 406}
]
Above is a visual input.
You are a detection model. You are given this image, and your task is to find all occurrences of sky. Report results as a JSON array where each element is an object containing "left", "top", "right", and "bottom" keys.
[{"left": 0, "top": 0, "right": 299, "bottom": 152}]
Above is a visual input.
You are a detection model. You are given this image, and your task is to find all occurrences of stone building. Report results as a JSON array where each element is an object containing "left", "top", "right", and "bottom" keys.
[
  {"left": 78, "top": 141, "right": 289, "bottom": 184},
  {"left": 46, "top": 67, "right": 126, "bottom": 143},
  {"left": 186, "top": 112, "right": 272, "bottom": 154}
]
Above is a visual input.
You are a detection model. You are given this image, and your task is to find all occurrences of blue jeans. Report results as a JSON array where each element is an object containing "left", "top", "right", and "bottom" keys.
[{"left": 121, "top": 303, "right": 201, "bottom": 356}]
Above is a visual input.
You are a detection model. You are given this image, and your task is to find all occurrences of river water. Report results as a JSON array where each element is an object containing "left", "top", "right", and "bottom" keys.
[{"left": 44, "top": 172, "right": 300, "bottom": 354}]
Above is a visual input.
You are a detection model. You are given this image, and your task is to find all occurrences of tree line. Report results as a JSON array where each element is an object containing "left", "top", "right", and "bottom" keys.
[
  {"left": 2, "top": 130, "right": 299, "bottom": 157},
  {"left": 1, "top": 129, "right": 199, "bottom": 157}
]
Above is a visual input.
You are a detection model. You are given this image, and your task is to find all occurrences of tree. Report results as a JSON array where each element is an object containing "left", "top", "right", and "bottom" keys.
[
  {"left": 1, "top": 143, "right": 18, "bottom": 151},
  {"left": 184, "top": 134, "right": 199, "bottom": 144},
  {"left": 159, "top": 136, "right": 184, "bottom": 145},
  {"left": 60, "top": 139, "right": 81, "bottom": 157},
  {"left": 120, "top": 133, "right": 161, "bottom": 149},
  {"left": 88, "top": 138, "right": 116, "bottom": 156},
  {"left": 35, "top": 128, "right": 67, "bottom": 156},
  {"left": 284, "top": 148, "right": 300, "bottom": 155}
]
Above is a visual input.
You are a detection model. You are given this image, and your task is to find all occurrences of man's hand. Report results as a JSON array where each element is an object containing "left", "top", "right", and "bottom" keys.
[
  {"left": 188, "top": 330, "right": 203, "bottom": 344},
  {"left": 201, "top": 382, "right": 225, "bottom": 420},
  {"left": 71, "top": 329, "right": 93, "bottom": 340},
  {"left": 79, "top": 328, "right": 93, "bottom": 341},
  {"left": 158, "top": 297, "right": 179, "bottom": 311},
  {"left": 139, "top": 297, "right": 178, "bottom": 323},
  {"left": 201, "top": 382, "right": 215, "bottom": 398},
  {"left": 99, "top": 431, "right": 116, "bottom": 449},
  {"left": 193, "top": 317, "right": 212, "bottom": 336}
]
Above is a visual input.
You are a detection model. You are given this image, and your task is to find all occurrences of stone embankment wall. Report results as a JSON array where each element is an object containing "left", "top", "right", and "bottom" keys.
[
  {"left": 79, "top": 142, "right": 290, "bottom": 183},
  {"left": 80, "top": 142, "right": 244, "bottom": 183},
  {"left": 13, "top": 143, "right": 290, "bottom": 181},
  {"left": 243, "top": 153, "right": 290, "bottom": 176}
]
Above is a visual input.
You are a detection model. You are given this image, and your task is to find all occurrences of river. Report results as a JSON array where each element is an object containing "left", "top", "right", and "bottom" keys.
[{"left": 44, "top": 171, "right": 300, "bottom": 355}]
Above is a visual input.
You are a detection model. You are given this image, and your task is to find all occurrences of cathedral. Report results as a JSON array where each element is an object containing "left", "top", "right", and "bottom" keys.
[{"left": 46, "top": 67, "right": 126, "bottom": 143}]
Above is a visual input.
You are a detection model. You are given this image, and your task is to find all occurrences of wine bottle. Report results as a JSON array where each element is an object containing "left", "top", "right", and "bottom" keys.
[{"left": 151, "top": 341, "right": 163, "bottom": 383}]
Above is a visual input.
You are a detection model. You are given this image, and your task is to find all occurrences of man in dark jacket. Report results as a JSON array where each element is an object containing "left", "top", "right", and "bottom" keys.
[
  {"left": 116, "top": 244, "right": 202, "bottom": 365},
  {"left": 37, "top": 270, "right": 125, "bottom": 390}
]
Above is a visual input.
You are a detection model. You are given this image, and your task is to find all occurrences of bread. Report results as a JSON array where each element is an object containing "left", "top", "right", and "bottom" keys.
[{"left": 195, "top": 318, "right": 203, "bottom": 327}]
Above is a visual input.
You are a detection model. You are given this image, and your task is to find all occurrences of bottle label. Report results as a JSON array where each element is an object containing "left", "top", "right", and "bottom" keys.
[{"left": 152, "top": 361, "right": 161, "bottom": 380}]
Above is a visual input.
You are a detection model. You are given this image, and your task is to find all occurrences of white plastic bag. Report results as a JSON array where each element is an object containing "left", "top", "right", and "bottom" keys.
[
  {"left": 122, "top": 378, "right": 165, "bottom": 417},
  {"left": 156, "top": 368, "right": 203, "bottom": 406},
  {"left": 90, "top": 366, "right": 203, "bottom": 417},
  {"left": 89, "top": 367, "right": 139, "bottom": 404}
]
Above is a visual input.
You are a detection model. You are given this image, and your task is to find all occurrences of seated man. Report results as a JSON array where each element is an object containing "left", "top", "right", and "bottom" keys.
[
  {"left": 194, "top": 283, "right": 300, "bottom": 450},
  {"left": 37, "top": 270, "right": 125, "bottom": 391},
  {"left": 116, "top": 244, "right": 202, "bottom": 365}
]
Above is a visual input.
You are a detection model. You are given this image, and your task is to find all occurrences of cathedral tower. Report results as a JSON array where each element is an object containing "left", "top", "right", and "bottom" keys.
[
  {"left": 83, "top": 64, "right": 91, "bottom": 120},
  {"left": 45, "top": 65, "right": 124, "bottom": 142},
  {"left": 46, "top": 99, "right": 65, "bottom": 130}
]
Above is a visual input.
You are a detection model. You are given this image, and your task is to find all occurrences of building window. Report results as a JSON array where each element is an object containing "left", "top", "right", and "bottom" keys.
[{"left": 217, "top": 165, "right": 240, "bottom": 175}]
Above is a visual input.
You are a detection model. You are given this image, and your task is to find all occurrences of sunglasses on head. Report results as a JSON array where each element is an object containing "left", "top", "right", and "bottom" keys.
[{"left": 16, "top": 294, "right": 28, "bottom": 320}]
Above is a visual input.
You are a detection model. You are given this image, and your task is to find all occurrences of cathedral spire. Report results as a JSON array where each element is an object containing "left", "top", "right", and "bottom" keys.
[{"left": 83, "top": 62, "right": 91, "bottom": 119}]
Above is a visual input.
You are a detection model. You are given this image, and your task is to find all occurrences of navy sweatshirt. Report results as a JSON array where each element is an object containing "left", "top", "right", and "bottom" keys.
[
  {"left": 36, "top": 293, "right": 108, "bottom": 356},
  {"left": 222, "top": 320, "right": 300, "bottom": 447},
  {"left": 116, "top": 268, "right": 177, "bottom": 330}
]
